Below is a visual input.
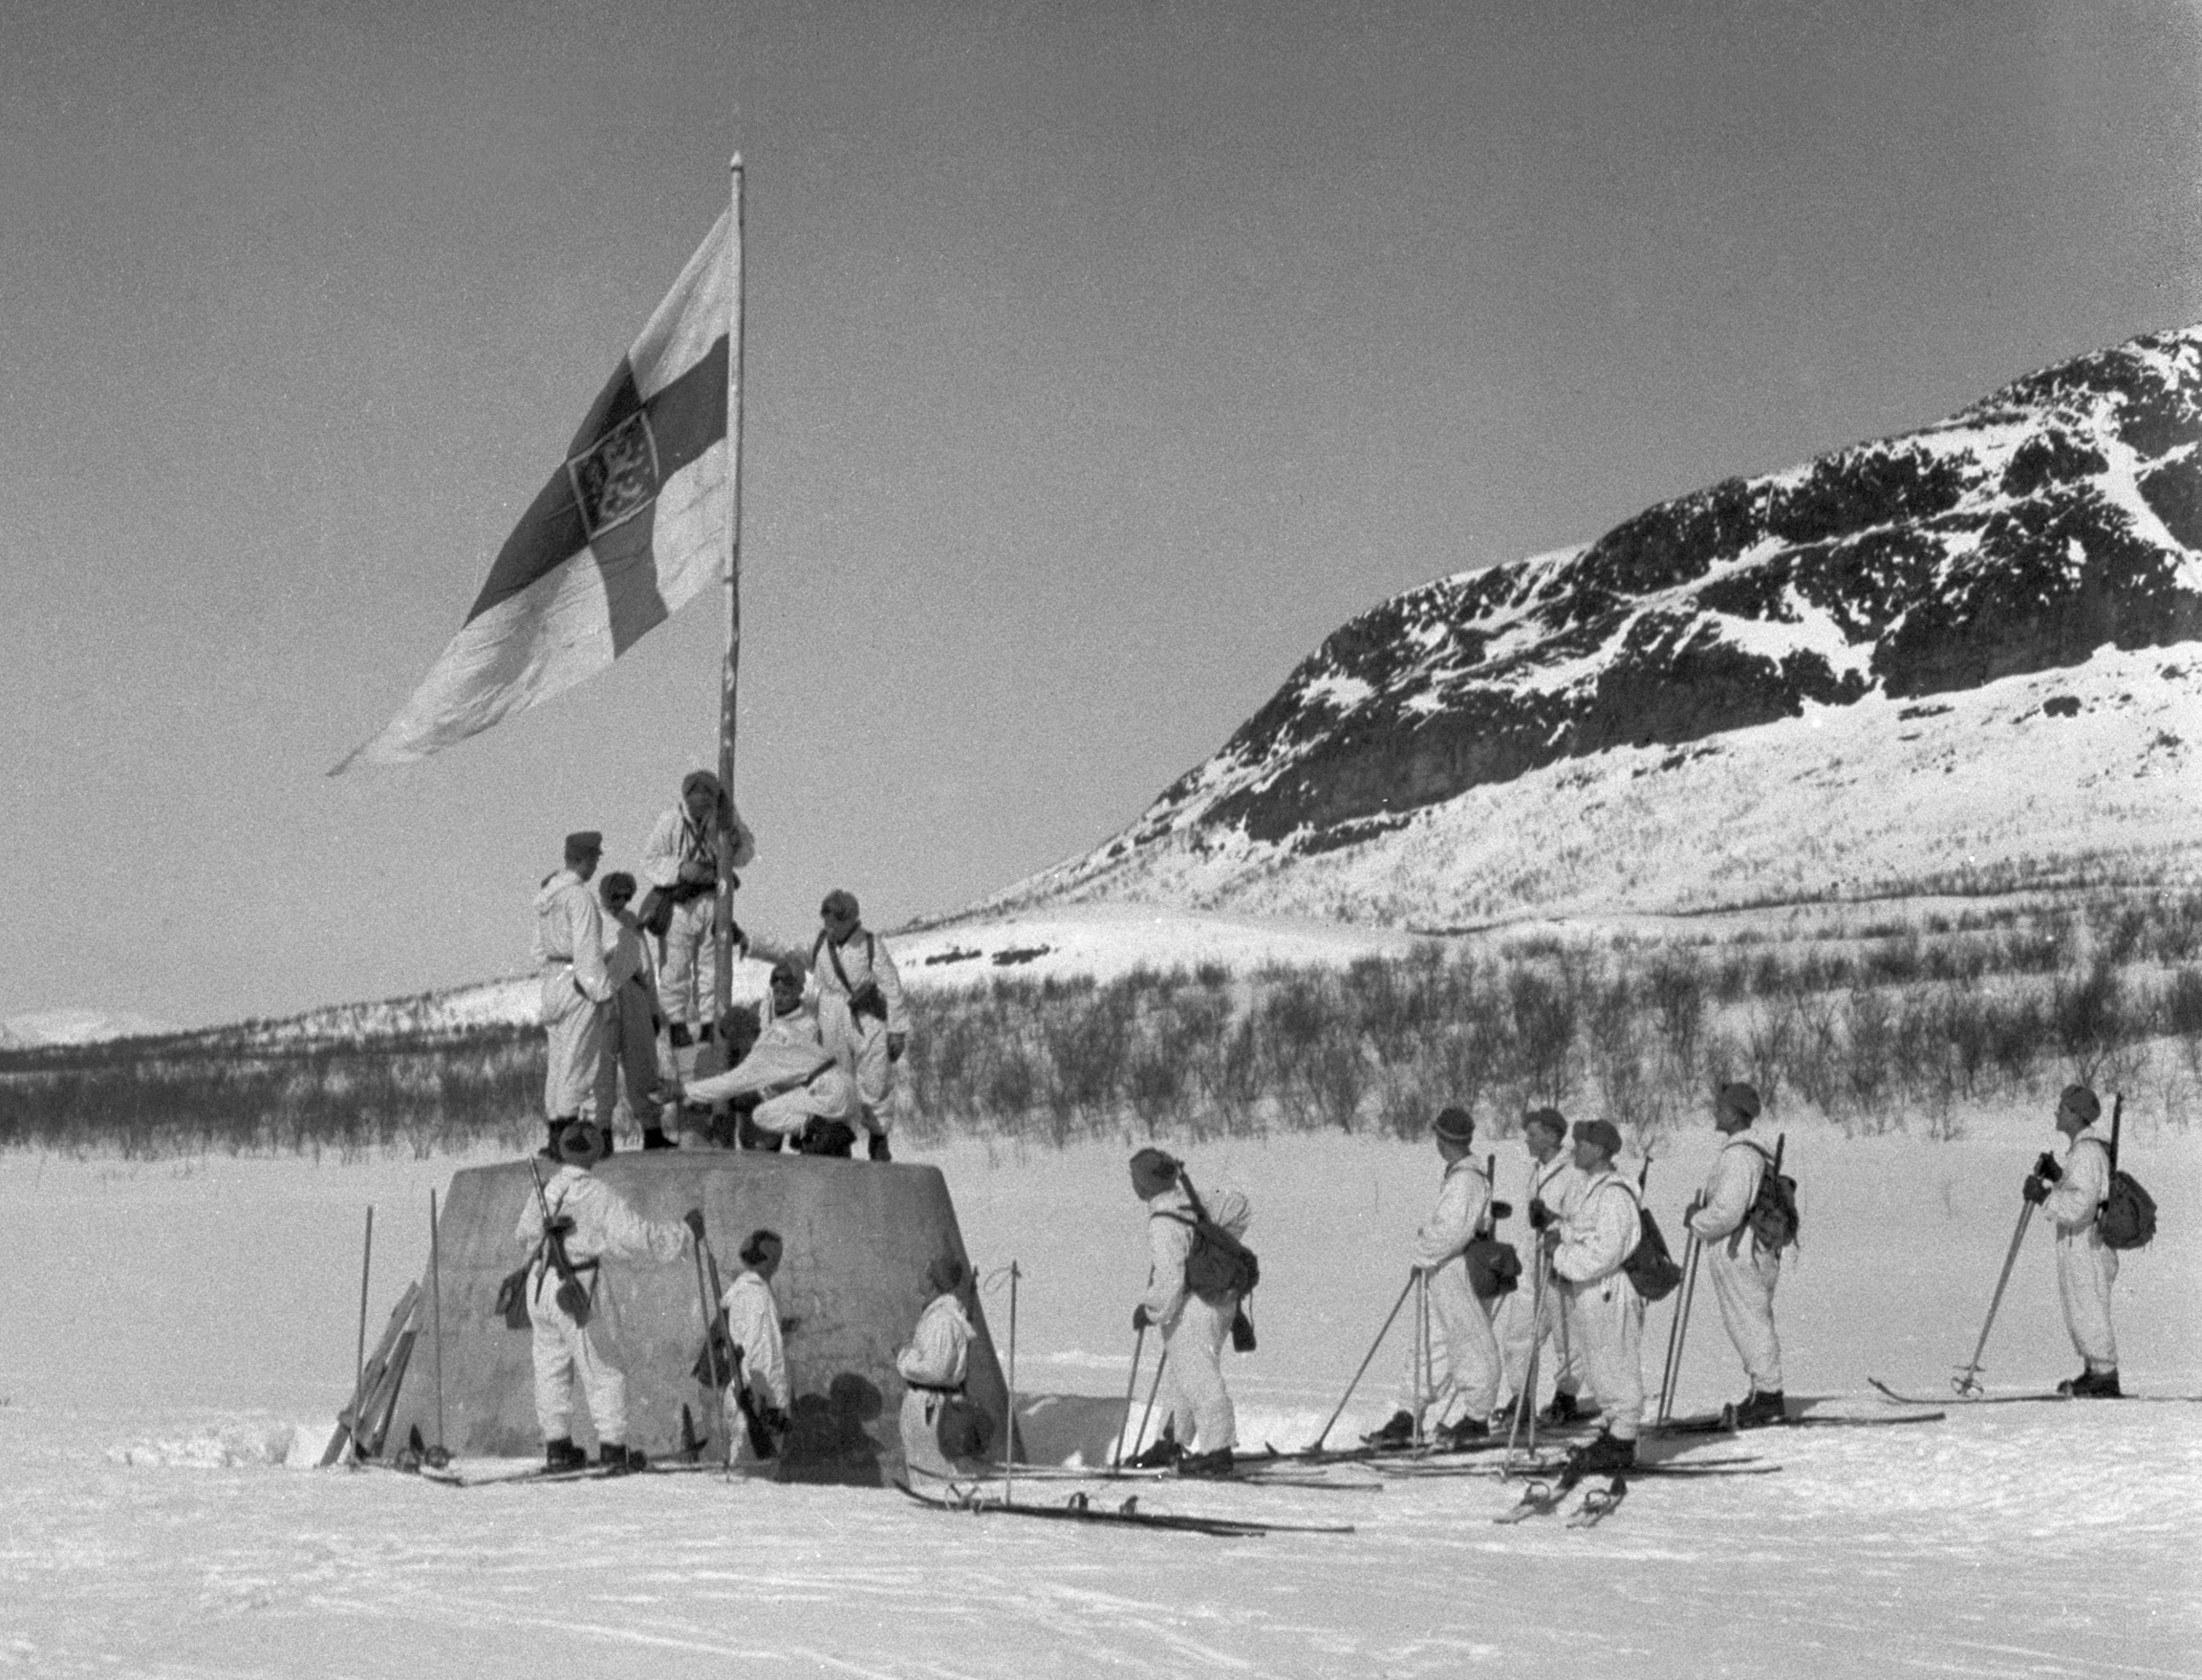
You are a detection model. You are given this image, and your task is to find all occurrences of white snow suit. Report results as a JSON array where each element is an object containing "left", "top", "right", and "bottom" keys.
[
  {"left": 896, "top": 1291, "right": 980, "bottom": 1480},
  {"left": 1398, "top": 1155, "right": 1503, "bottom": 1426},
  {"left": 720, "top": 1268, "right": 788, "bottom": 1468},
  {"left": 533, "top": 871, "right": 612, "bottom": 1120},
  {"left": 1686, "top": 1135, "right": 1784, "bottom": 1392},
  {"left": 640, "top": 803, "right": 754, "bottom": 1035},
  {"left": 810, "top": 928, "right": 909, "bottom": 1131},
  {"left": 594, "top": 909, "right": 667, "bottom": 1131},
  {"left": 1513, "top": 1152, "right": 1587, "bottom": 1400},
  {"left": 1551, "top": 1170, "right": 1647, "bottom": 1441},
  {"left": 683, "top": 998, "right": 859, "bottom": 1138},
  {"left": 2042, "top": 1129, "right": 2118, "bottom": 1370},
  {"left": 1140, "top": 1184, "right": 1248, "bottom": 1455},
  {"left": 514, "top": 1165, "right": 690, "bottom": 1448}
]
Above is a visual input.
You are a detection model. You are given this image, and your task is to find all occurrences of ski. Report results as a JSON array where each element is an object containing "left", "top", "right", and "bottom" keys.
[
  {"left": 944, "top": 1463, "right": 1372, "bottom": 1494},
  {"left": 1493, "top": 1468, "right": 1583, "bottom": 1523},
  {"left": 1412, "top": 1454, "right": 1774, "bottom": 1483},
  {"left": 421, "top": 1459, "right": 720, "bottom": 1489},
  {"left": 896, "top": 1480, "right": 1356, "bottom": 1537},
  {"left": 1656, "top": 1406, "right": 1946, "bottom": 1435},
  {"left": 1254, "top": 1423, "right": 1596, "bottom": 1469},
  {"left": 1566, "top": 1476, "right": 1628, "bottom": 1528},
  {"left": 1870, "top": 1378, "right": 2202, "bottom": 1408}
]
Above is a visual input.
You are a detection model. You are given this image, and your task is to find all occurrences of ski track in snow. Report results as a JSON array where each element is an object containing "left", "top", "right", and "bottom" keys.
[{"left": 5, "top": 1126, "right": 2199, "bottom": 1678}]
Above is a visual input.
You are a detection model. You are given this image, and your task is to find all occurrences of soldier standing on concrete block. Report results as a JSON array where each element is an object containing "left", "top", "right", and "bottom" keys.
[
  {"left": 1518, "top": 1107, "right": 1589, "bottom": 1424},
  {"left": 639, "top": 770, "right": 756, "bottom": 1060},
  {"left": 1686, "top": 1082, "right": 1787, "bottom": 1427},
  {"left": 1367, "top": 1107, "right": 1505, "bottom": 1449},
  {"left": 719, "top": 1229, "right": 791, "bottom": 1468},
  {"left": 515, "top": 1121, "right": 700, "bottom": 1473},
  {"left": 533, "top": 830, "right": 614, "bottom": 1159},
  {"left": 594, "top": 872, "right": 677, "bottom": 1152},
  {"left": 1544, "top": 1119, "right": 1645, "bottom": 1474},
  {"left": 896, "top": 1253, "right": 990, "bottom": 1480},
  {"left": 2026, "top": 1084, "right": 2122, "bottom": 1397},
  {"left": 684, "top": 956, "right": 861, "bottom": 1154},
  {"left": 810, "top": 890, "right": 908, "bottom": 1161},
  {"left": 1128, "top": 1148, "right": 1248, "bottom": 1477}
]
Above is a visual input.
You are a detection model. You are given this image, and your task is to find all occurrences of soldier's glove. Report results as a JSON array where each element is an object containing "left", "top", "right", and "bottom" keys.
[
  {"left": 1132, "top": 1305, "right": 1153, "bottom": 1332},
  {"left": 2033, "top": 1152, "right": 2062, "bottom": 1183},
  {"left": 546, "top": 1217, "right": 576, "bottom": 1239},
  {"left": 887, "top": 1032, "right": 908, "bottom": 1064},
  {"left": 867, "top": 1131, "right": 893, "bottom": 1162},
  {"left": 1539, "top": 1222, "right": 1563, "bottom": 1250},
  {"left": 1527, "top": 1198, "right": 1550, "bottom": 1231},
  {"left": 1489, "top": 1199, "right": 1513, "bottom": 1222},
  {"left": 682, "top": 1208, "right": 707, "bottom": 1241},
  {"left": 2021, "top": 1174, "right": 2051, "bottom": 1205}
]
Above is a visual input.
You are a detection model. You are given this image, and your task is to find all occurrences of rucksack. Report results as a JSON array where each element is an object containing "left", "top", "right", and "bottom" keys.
[
  {"left": 1613, "top": 1179, "right": 1684, "bottom": 1303},
  {"left": 2094, "top": 1101, "right": 2155, "bottom": 1251},
  {"left": 1743, "top": 1136, "right": 1800, "bottom": 1254},
  {"left": 1162, "top": 1176, "right": 1261, "bottom": 1303}
]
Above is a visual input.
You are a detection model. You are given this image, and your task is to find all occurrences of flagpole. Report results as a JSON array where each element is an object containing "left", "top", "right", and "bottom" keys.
[{"left": 713, "top": 155, "right": 747, "bottom": 1027}]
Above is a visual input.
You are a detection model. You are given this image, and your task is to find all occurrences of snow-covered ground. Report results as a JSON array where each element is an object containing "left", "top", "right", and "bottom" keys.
[{"left": 5, "top": 1105, "right": 2198, "bottom": 1678}]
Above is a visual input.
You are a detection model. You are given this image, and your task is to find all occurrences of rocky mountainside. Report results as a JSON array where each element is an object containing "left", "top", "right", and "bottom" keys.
[{"left": 994, "top": 324, "right": 2202, "bottom": 924}]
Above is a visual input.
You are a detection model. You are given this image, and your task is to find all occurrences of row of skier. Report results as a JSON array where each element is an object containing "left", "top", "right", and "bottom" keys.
[{"left": 1127, "top": 1079, "right": 2130, "bottom": 1478}]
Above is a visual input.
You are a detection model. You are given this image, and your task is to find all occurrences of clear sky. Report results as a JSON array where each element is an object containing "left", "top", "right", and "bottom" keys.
[{"left": 4, "top": 0, "right": 2198, "bottom": 1028}]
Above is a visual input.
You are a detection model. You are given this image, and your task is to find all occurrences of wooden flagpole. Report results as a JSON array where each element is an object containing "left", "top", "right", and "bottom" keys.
[{"left": 713, "top": 155, "right": 748, "bottom": 1026}]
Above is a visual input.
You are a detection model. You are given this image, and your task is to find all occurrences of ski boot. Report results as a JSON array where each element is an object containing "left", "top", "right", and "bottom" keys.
[
  {"left": 1362, "top": 1410, "right": 1416, "bottom": 1449},
  {"left": 1541, "top": 1390, "right": 1588, "bottom": 1426},
  {"left": 868, "top": 1131, "right": 893, "bottom": 1162},
  {"left": 1732, "top": 1389, "right": 1788, "bottom": 1429},
  {"left": 1177, "top": 1447, "right": 1234, "bottom": 1478},
  {"left": 1130, "top": 1435, "right": 1184, "bottom": 1471},
  {"left": 1439, "top": 1415, "right": 1490, "bottom": 1450},
  {"left": 1567, "top": 1432, "right": 1636, "bottom": 1475},
  {"left": 641, "top": 1127, "right": 677, "bottom": 1151},
  {"left": 2059, "top": 1368, "right": 2123, "bottom": 1398},
  {"left": 597, "top": 1443, "right": 648, "bottom": 1475},
  {"left": 544, "top": 1437, "right": 588, "bottom": 1473}
]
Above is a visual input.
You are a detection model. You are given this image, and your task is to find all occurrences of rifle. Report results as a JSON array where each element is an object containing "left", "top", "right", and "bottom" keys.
[
  {"left": 2108, "top": 1093, "right": 2124, "bottom": 1174},
  {"left": 527, "top": 1157, "right": 593, "bottom": 1325},
  {"left": 726, "top": 1345, "right": 779, "bottom": 1460}
]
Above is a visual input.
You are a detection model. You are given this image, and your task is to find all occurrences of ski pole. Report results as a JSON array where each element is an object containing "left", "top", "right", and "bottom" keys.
[
  {"left": 1657, "top": 1233, "right": 1703, "bottom": 1426},
  {"left": 1954, "top": 1199, "right": 2037, "bottom": 1398},
  {"left": 1307, "top": 1273, "right": 1415, "bottom": 1451},
  {"left": 689, "top": 1225, "right": 723, "bottom": 1464},
  {"left": 428, "top": 1189, "right": 445, "bottom": 1462},
  {"left": 1131, "top": 1348, "right": 1170, "bottom": 1464},
  {"left": 1004, "top": 1260, "right": 1021, "bottom": 1508},
  {"left": 346, "top": 1205, "right": 374, "bottom": 1468},
  {"left": 699, "top": 1235, "right": 736, "bottom": 1473},
  {"left": 1112, "top": 1325, "right": 1148, "bottom": 1468},
  {"left": 1505, "top": 1250, "right": 1546, "bottom": 1463}
]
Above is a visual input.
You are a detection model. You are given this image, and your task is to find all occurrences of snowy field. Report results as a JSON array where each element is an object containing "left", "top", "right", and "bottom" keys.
[{"left": 5, "top": 1110, "right": 2200, "bottom": 1679}]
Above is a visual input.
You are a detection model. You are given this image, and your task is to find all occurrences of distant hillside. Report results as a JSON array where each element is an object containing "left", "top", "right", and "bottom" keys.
[{"left": 990, "top": 324, "right": 2202, "bottom": 926}]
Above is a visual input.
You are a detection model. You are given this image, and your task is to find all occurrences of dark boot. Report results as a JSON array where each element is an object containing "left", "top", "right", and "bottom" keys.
[
  {"left": 1130, "top": 1434, "right": 1183, "bottom": 1470},
  {"left": 1362, "top": 1410, "right": 1416, "bottom": 1448},
  {"left": 641, "top": 1127, "right": 676, "bottom": 1151},
  {"left": 1541, "top": 1390, "right": 1587, "bottom": 1426},
  {"left": 1440, "top": 1415, "right": 1490, "bottom": 1450},
  {"left": 1569, "top": 1432, "right": 1636, "bottom": 1474},
  {"left": 1177, "top": 1447, "right": 1235, "bottom": 1478},
  {"left": 597, "top": 1442, "right": 646, "bottom": 1475},
  {"left": 2062, "top": 1368, "right": 2123, "bottom": 1398},
  {"left": 867, "top": 1131, "right": 893, "bottom": 1162},
  {"left": 544, "top": 1436, "right": 587, "bottom": 1473},
  {"left": 1734, "top": 1389, "right": 1788, "bottom": 1429}
]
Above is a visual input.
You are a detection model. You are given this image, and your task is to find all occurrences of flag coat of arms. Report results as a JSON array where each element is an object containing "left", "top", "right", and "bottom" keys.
[{"left": 334, "top": 212, "right": 734, "bottom": 772}]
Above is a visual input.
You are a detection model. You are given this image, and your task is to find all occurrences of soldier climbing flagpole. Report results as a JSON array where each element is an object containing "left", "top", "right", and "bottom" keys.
[{"left": 712, "top": 154, "right": 748, "bottom": 1027}]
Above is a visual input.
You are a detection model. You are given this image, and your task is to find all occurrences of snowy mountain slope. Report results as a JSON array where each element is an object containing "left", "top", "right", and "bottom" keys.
[
  {"left": 994, "top": 324, "right": 2202, "bottom": 922},
  {"left": 0, "top": 1008, "right": 182, "bottom": 1048}
]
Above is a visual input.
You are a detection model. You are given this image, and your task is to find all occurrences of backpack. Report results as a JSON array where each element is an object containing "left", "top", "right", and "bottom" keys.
[
  {"left": 1464, "top": 1238, "right": 1522, "bottom": 1301},
  {"left": 1162, "top": 1177, "right": 1261, "bottom": 1303},
  {"left": 1612, "top": 1178, "right": 1684, "bottom": 1303},
  {"left": 2094, "top": 1101, "right": 2156, "bottom": 1251},
  {"left": 1743, "top": 1136, "right": 1800, "bottom": 1254}
]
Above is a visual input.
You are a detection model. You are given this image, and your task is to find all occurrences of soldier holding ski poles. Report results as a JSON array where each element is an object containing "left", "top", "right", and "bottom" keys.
[
  {"left": 2026, "top": 1085, "right": 2122, "bottom": 1397},
  {"left": 1684, "top": 1082, "right": 1787, "bottom": 1427}
]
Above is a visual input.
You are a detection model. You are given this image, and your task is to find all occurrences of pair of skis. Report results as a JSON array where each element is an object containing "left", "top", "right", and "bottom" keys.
[
  {"left": 1657, "top": 1404, "right": 1948, "bottom": 1436},
  {"left": 1869, "top": 1378, "right": 2200, "bottom": 1408},
  {"left": 896, "top": 1479, "right": 1356, "bottom": 1538},
  {"left": 1492, "top": 1456, "right": 1780, "bottom": 1524}
]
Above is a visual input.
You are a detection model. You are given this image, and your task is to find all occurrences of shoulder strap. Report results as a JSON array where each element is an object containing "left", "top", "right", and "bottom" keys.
[{"left": 825, "top": 936, "right": 855, "bottom": 996}]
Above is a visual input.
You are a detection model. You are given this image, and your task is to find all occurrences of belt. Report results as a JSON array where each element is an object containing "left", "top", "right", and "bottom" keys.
[{"left": 905, "top": 1379, "right": 965, "bottom": 1395}]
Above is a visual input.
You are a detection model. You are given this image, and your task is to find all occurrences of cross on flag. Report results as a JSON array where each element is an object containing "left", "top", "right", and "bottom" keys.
[{"left": 333, "top": 211, "right": 734, "bottom": 773}]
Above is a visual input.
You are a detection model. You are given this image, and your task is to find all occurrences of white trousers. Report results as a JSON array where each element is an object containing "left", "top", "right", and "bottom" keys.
[
  {"left": 1561, "top": 1275, "right": 1646, "bottom": 1441},
  {"left": 541, "top": 974, "right": 605, "bottom": 1120},
  {"left": 1705, "top": 1237, "right": 1783, "bottom": 1391},
  {"left": 2056, "top": 1226, "right": 2119, "bottom": 1369},
  {"left": 528, "top": 1268, "right": 626, "bottom": 1445},
  {"left": 1500, "top": 1261, "right": 1580, "bottom": 1400},
  {"left": 897, "top": 1388, "right": 983, "bottom": 1481},
  {"left": 594, "top": 982, "right": 666, "bottom": 1130},
  {"left": 1398, "top": 1262, "right": 1501, "bottom": 1422},
  {"left": 657, "top": 896, "right": 718, "bottom": 1033},
  {"left": 1161, "top": 1295, "right": 1236, "bottom": 1454},
  {"left": 818, "top": 994, "right": 893, "bottom": 1127}
]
